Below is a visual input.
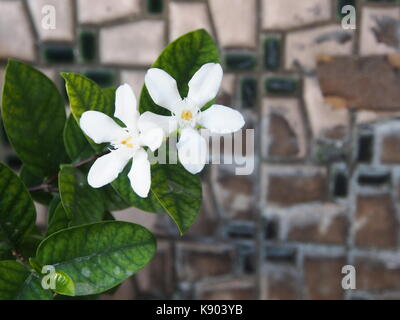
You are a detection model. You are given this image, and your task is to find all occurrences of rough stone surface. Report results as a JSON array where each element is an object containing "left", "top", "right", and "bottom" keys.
[
  {"left": 209, "top": 0, "right": 256, "bottom": 48},
  {"left": 195, "top": 277, "right": 256, "bottom": 300},
  {"left": 262, "top": 98, "right": 306, "bottom": 158},
  {"left": 0, "top": 1, "right": 36, "bottom": 61},
  {"left": 213, "top": 165, "right": 255, "bottom": 220},
  {"left": 360, "top": 6, "right": 400, "bottom": 56},
  {"left": 177, "top": 243, "right": 235, "bottom": 282},
  {"left": 356, "top": 256, "right": 400, "bottom": 291},
  {"left": 304, "top": 76, "right": 349, "bottom": 138},
  {"left": 317, "top": 56, "right": 400, "bottom": 110},
  {"left": 263, "top": 264, "right": 303, "bottom": 299},
  {"left": 284, "top": 204, "right": 347, "bottom": 244},
  {"left": 285, "top": 25, "right": 354, "bottom": 70},
  {"left": 266, "top": 167, "right": 328, "bottom": 206},
  {"left": 262, "top": 0, "right": 331, "bottom": 30},
  {"left": 169, "top": 2, "right": 213, "bottom": 41},
  {"left": 100, "top": 20, "right": 165, "bottom": 66},
  {"left": 304, "top": 256, "right": 346, "bottom": 299},
  {"left": 355, "top": 194, "right": 397, "bottom": 249},
  {"left": 77, "top": 0, "right": 141, "bottom": 24},
  {"left": 28, "top": 0, "right": 74, "bottom": 42}
]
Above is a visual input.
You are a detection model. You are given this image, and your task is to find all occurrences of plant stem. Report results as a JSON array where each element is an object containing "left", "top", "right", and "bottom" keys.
[{"left": 28, "top": 153, "right": 103, "bottom": 192}]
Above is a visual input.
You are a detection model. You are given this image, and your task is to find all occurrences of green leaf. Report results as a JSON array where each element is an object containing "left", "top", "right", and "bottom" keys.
[
  {"left": 63, "top": 115, "right": 93, "bottom": 162},
  {"left": 59, "top": 165, "right": 106, "bottom": 226},
  {"left": 61, "top": 73, "right": 115, "bottom": 153},
  {"left": 35, "top": 221, "right": 156, "bottom": 296},
  {"left": 113, "top": 162, "right": 202, "bottom": 235},
  {"left": 47, "top": 202, "right": 70, "bottom": 235},
  {"left": 112, "top": 161, "right": 166, "bottom": 215},
  {"left": 20, "top": 165, "right": 53, "bottom": 205},
  {"left": 0, "top": 163, "right": 36, "bottom": 253},
  {"left": 0, "top": 260, "right": 53, "bottom": 300},
  {"left": 139, "top": 29, "right": 220, "bottom": 115},
  {"left": 2, "top": 60, "right": 67, "bottom": 178}
]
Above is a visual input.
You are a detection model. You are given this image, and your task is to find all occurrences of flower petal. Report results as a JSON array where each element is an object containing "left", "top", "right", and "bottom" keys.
[
  {"left": 198, "top": 104, "right": 245, "bottom": 134},
  {"left": 88, "top": 149, "right": 131, "bottom": 188},
  {"left": 80, "top": 111, "right": 126, "bottom": 144},
  {"left": 187, "top": 63, "right": 223, "bottom": 109},
  {"left": 138, "top": 111, "right": 178, "bottom": 136},
  {"left": 128, "top": 149, "right": 151, "bottom": 198},
  {"left": 139, "top": 127, "right": 164, "bottom": 152},
  {"left": 115, "top": 83, "right": 138, "bottom": 129},
  {"left": 177, "top": 127, "right": 207, "bottom": 174},
  {"left": 145, "top": 68, "right": 182, "bottom": 112}
]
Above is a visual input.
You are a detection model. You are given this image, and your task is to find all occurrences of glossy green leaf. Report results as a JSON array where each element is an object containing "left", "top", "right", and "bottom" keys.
[
  {"left": 0, "top": 261, "right": 53, "bottom": 300},
  {"left": 112, "top": 161, "right": 166, "bottom": 215},
  {"left": 47, "top": 202, "right": 70, "bottom": 235},
  {"left": 0, "top": 163, "right": 36, "bottom": 253},
  {"left": 139, "top": 29, "right": 220, "bottom": 115},
  {"left": 113, "top": 162, "right": 202, "bottom": 235},
  {"left": 63, "top": 115, "right": 93, "bottom": 162},
  {"left": 2, "top": 60, "right": 67, "bottom": 178},
  {"left": 20, "top": 165, "right": 53, "bottom": 205},
  {"left": 59, "top": 165, "right": 106, "bottom": 226},
  {"left": 36, "top": 221, "right": 156, "bottom": 296},
  {"left": 61, "top": 73, "right": 115, "bottom": 152}
]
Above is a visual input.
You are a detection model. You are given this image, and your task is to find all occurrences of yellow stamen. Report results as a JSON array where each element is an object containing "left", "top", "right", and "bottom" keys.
[
  {"left": 120, "top": 137, "right": 133, "bottom": 148},
  {"left": 181, "top": 110, "right": 193, "bottom": 121}
]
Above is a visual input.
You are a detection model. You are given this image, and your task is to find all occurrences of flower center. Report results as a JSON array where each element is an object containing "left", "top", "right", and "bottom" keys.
[
  {"left": 120, "top": 136, "right": 134, "bottom": 148},
  {"left": 181, "top": 110, "right": 193, "bottom": 121}
]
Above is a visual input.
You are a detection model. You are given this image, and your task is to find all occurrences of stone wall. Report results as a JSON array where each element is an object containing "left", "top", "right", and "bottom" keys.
[{"left": 1, "top": 0, "right": 400, "bottom": 300}]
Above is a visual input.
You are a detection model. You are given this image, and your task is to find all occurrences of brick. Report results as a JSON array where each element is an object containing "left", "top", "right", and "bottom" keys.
[
  {"left": 177, "top": 243, "right": 235, "bottom": 282},
  {"left": 267, "top": 169, "right": 328, "bottom": 206},
  {"left": 381, "top": 134, "right": 400, "bottom": 164},
  {"left": 286, "top": 204, "right": 347, "bottom": 244},
  {"left": 262, "top": 0, "right": 331, "bottom": 30},
  {"left": 355, "top": 256, "right": 400, "bottom": 291},
  {"left": 285, "top": 25, "right": 354, "bottom": 69},
  {"left": 268, "top": 113, "right": 299, "bottom": 157},
  {"left": 304, "top": 257, "right": 346, "bottom": 299},
  {"left": 355, "top": 194, "right": 397, "bottom": 249},
  {"left": 196, "top": 277, "right": 256, "bottom": 300},
  {"left": 317, "top": 56, "right": 400, "bottom": 110},
  {"left": 263, "top": 264, "right": 303, "bottom": 299}
]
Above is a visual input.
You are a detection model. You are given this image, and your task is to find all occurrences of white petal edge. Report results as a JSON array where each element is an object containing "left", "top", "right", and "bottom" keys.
[
  {"left": 88, "top": 149, "right": 131, "bottom": 188},
  {"left": 128, "top": 149, "right": 151, "bottom": 198},
  {"left": 80, "top": 111, "right": 126, "bottom": 144},
  {"left": 138, "top": 111, "right": 178, "bottom": 136},
  {"left": 145, "top": 68, "right": 182, "bottom": 113},
  {"left": 139, "top": 127, "right": 164, "bottom": 152},
  {"left": 198, "top": 104, "right": 245, "bottom": 134},
  {"left": 187, "top": 63, "right": 223, "bottom": 109},
  {"left": 177, "top": 127, "right": 207, "bottom": 174},
  {"left": 115, "top": 83, "right": 138, "bottom": 129}
]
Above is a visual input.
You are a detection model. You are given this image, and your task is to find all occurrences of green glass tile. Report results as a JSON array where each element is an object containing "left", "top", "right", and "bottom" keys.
[
  {"left": 265, "top": 77, "right": 298, "bottom": 95},
  {"left": 147, "top": 0, "right": 163, "bottom": 14},
  {"left": 43, "top": 45, "right": 75, "bottom": 63},
  {"left": 80, "top": 30, "right": 97, "bottom": 62},
  {"left": 333, "top": 170, "right": 348, "bottom": 198},
  {"left": 337, "top": 0, "right": 356, "bottom": 18},
  {"left": 84, "top": 70, "right": 115, "bottom": 88},
  {"left": 241, "top": 77, "right": 257, "bottom": 109},
  {"left": 263, "top": 38, "right": 281, "bottom": 71},
  {"left": 225, "top": 53, "right": 256, "bottom": 71}
]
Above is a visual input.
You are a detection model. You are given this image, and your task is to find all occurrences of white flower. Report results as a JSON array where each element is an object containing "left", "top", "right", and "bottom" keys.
[
  {"left": 141, "top": 63, "right": 245, "bottom": 174},
  {"left": 80, "top": 84, "right": 163, "bottom": 198}
]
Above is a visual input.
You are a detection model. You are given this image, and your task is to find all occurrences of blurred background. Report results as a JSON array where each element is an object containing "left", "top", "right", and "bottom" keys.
[{"left": 1, "top": 0, "right": 400, "bottom": 300}]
